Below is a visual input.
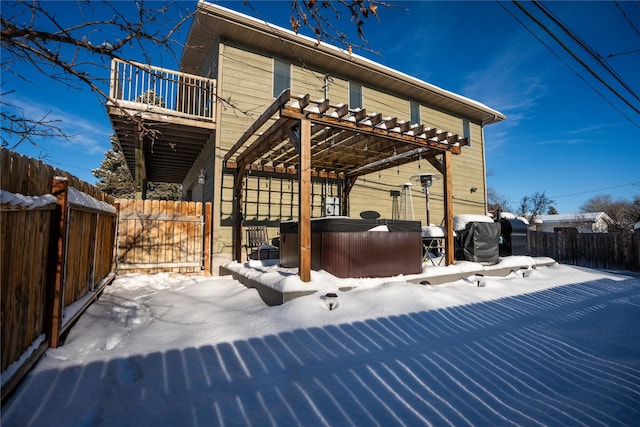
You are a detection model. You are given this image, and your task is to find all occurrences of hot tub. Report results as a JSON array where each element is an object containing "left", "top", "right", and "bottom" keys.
[{"left": 279, "top": 217, "right": 423, "bottom": 278}]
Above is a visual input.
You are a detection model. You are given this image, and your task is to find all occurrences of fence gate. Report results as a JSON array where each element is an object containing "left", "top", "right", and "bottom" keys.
[{"left": 116, "top": 200, "right": 211, "bottom": 275}]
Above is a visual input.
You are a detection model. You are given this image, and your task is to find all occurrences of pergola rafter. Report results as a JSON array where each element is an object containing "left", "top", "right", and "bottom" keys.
[{"left": 225, "top": 90, "right": 467, "bottom": 281}]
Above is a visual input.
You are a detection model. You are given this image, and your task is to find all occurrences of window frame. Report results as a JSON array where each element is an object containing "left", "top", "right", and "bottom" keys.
[
  {"left": 410, "top": 101, "right": 420, "bottom": 124},
  {"left": 349, "top": 81, "right": 363, "bottom": 109},
  {"left": 273, "top": 58, "right": 291, "bottom": 98},
  {"left": 463, "top": 118, "right": 472, "bottom": 146}
]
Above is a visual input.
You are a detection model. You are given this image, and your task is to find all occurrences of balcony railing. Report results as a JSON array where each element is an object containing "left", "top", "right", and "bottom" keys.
[{"left": 109, "top": 58, "right": 216, "bottom": 122}]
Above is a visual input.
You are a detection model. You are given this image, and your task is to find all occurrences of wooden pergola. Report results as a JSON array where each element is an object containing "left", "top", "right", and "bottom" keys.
[{"left": 224, "top": 90, "right": 470, "bottom": 282}]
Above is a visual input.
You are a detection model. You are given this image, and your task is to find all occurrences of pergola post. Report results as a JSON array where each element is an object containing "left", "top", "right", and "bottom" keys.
[
  {"left": 443, "top": 151, "right": 455, "bottom": 266},
  {"left": 341, "top": 177, "right": 357, "bottom": 217},
  {"left": 299, "top": 119, "right": 312, "bottom": 282}
]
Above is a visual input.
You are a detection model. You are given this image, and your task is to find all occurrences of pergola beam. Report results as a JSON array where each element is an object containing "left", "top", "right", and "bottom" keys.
[{"left": 224, "top": 89, "right": 291, "bottom": 162}]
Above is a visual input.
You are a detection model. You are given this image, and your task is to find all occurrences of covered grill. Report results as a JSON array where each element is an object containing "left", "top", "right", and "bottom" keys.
[{"left": 499, "top": 218, "right": 529, "bottom": 256}]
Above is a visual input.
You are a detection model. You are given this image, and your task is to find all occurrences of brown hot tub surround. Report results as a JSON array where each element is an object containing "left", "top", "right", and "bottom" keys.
[{"left": 279, "top": 218, "right": 423, "bottom": 278}]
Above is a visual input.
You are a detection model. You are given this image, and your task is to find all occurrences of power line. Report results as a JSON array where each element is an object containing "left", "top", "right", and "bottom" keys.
[
  {"left": 608, "top": 49, "right": 640, "bottom": 59},
  {"left": 512, "top": 1, "right": 640, "bottom": 118},
  {"left": 499, "top": 2, "right": 639, "bottom": 126},
  {"left": 550, "top": 182, "right": 640, "bottom": 199},
  {"left": 614, "top": 0, "right": 640, "bottom": 38},
  {"left": 532, "top": 1, "right": 640, "bottom": 104}
]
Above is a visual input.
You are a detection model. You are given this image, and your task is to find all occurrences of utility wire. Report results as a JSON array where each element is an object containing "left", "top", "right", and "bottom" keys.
[
  {"left": 608, "top": 49, "right": 640, "bottom": 59},
  {"left": 514, "top": 1, "right": 640, "bottom": 116},
  {"left": 500, "top": 1, "right": 639, "bottom": 126},
  {"left": 614, "top": 0, "right": 640, "bottom": 38},
  {"left": 532, "top": 1, "right": 640, "bottom": 104},
  {"left": 550, "top": 181, "right": 640, "bottom": 199},
  {"left": 513, "top": 1, "right": 640, "bottom": 116}
]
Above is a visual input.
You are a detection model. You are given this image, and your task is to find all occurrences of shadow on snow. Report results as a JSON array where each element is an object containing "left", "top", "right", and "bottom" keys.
[{"left": 3, "top": 278, "right": 640, "bottom": 426}]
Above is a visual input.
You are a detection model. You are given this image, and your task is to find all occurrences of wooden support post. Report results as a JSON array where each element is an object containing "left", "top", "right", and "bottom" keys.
[
  {"left": 443, "top": 151, "right": 455, "bottom": 266},
  {"left": 341, "top": 177, "right": 357, "bottom": 217},
  {"left": 204, "top": 202, "right": 212, "bottom": 275},
  {"left": 299, "top": 119, "right": 312, "bottom": 282},
  {"left": 135, "top": 133, "right": 146, "bottom": 200},
  {"left": 46, "top": 177, "right": 69, "bottom": 348},
  {"left": 233, "top": 165, "right": 245, "bottom": 262}
]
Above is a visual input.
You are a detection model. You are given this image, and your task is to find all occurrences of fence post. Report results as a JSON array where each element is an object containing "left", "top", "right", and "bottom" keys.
[
  {"left": 204, "top": 202, "right": 212, "bottom": 275},
  {"left": 46, "top": 177, "right": 69, "bottom": 348}
]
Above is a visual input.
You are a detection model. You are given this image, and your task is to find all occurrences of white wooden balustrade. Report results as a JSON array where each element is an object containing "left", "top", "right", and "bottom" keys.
[{"left": 109, "top": 58, "right": 216, "bottom": 122}]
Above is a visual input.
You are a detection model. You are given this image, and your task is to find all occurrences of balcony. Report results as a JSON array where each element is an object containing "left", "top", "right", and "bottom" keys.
[{"left": 106, "top": 59, "right": 216, "bottom": 184}]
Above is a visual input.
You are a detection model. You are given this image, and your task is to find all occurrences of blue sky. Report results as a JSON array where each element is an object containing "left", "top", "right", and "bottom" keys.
[{"left": 3, "top": 1, "right": 639, "bottom": 213}]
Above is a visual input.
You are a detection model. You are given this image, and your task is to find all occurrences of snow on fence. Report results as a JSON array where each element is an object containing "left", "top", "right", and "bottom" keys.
[
  {"left": 0, "top": 149, "right": 117, "bottom": 400},
  {"left": 528, "top": 230, "right": 639, "bottom": 272}
]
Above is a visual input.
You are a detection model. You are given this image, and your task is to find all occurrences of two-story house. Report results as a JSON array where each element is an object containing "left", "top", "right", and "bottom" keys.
[{"left": 107, "top": 1, "right": 505, "bottom": 278}]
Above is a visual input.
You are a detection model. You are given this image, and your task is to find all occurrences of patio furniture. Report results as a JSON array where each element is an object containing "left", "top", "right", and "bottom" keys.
[
  {"left": 422, "top": 226, "right": 445, "bottom": 266},
  {"left": 245, "top": 226, "right": 277, "bottom": 260}
]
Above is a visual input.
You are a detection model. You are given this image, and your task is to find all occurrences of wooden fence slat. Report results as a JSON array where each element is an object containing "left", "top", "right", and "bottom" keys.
[
  {"left": 158, "top": 200, "right": 167, "bottom": 265},
  {"left": 528, "top": 231, "right": 639, "bottom": 272}
]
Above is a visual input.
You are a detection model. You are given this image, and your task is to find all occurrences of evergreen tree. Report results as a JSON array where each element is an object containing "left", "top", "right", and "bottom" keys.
[
  {"left": 93, "top": 137, "right": 182, "bottom": 200},
  {"left": 92, "top": 143, "right": 135, "bottom": 199}
]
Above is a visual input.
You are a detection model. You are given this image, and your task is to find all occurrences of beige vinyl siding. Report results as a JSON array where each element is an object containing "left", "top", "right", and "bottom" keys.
[
  {"left": 219, "top": 45, "right": 273, "bottom": 154},
  {"left": 216, "top": 45, "right": 276, "bottom": 247},
  {"left": 421, "top": 105, "right": 463, "bottom": 134},
  {"left": 362, "top": 86, "right": 410, "bottom": 118},
  {"left": 183, "top": 133, "right": 216, "bottom": 201},
  {"left": 291, "top": 66, "right": 324, "bottom": 99},
  {"left": 327, "top": 77, "right": 349, "bottom": 102},
  {"left": 451, "top": 121, "right": 486, "bottom": 215}
]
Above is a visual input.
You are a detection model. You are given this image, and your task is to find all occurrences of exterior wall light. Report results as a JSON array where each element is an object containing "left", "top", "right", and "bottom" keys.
[{"left": 198, "top": 169, "right": 206, "bottom": 185}]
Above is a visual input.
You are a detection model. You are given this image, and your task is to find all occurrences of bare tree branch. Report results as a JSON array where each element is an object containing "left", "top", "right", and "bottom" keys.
[
  {"left": 288, "top": 0, "right": 401, "bottom": 54},
  {"left": 1, "top": 0, "right": 197, "bottom": 149}
]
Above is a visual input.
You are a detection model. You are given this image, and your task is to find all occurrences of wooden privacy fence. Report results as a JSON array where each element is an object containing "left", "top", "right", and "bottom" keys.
[
  {"left": 528, "top": 230, "right": 640, "bottom": 272},
  {"left": 116, "top": 199, "right": 212, "bottom": 275},
  {"left": 1, "top": 149, "right": 117, "bottom": 401}
]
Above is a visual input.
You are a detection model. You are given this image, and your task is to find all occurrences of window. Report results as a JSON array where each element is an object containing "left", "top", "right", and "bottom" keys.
[
  {"left": 463, "top": 118, "right": 471, "bottom": 146},
  {"left": 273, "top": 59, "right": 290, "bottom": 97},
  {"left": 410, "top": 101, "right": 420, "bottom": 123},
  {"left": 349, "top": 81, "right": 362, "bottom": 109}
]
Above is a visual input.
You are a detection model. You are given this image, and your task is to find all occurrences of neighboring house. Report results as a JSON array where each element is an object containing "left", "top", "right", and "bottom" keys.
[
  {"left": 533, "top": 212, "right": 614, "bottom": 233},
  {"left": 106, "top": 2, "right": 505, "bottom": 272}
]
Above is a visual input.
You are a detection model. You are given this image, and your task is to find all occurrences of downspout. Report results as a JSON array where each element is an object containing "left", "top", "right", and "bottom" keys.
[{"left": 481, "top": 124, "right": 488, "bottom": 215}]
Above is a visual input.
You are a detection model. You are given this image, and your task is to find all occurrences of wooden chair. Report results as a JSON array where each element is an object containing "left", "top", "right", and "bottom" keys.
[{"left": 245, "top": 226, "right": 276, "bottom": 260}]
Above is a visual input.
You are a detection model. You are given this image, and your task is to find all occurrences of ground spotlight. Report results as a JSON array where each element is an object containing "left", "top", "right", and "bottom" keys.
[{"left": 325, "top": 292, "right": 338, "bottom": 310}]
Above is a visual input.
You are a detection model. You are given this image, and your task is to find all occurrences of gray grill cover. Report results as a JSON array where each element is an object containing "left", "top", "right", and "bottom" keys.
[{"left": 458, "top": 222, "right": 500, "bottom": 264}]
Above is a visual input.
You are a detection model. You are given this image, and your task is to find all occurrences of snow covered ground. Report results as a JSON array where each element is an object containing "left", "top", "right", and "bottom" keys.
[{"left": 2, "top": 261, "right": 640, "bottom": 426}]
